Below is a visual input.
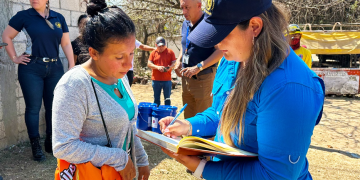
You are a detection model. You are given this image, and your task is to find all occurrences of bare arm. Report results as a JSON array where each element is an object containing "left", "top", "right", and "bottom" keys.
[
  {"left": 174, "top": 47, "right": 183, "bottom": 77},
  {"left": 168, "top": 50, "right": 177, "bottom": 70},
  {"left": 2, "top": 25, "right": 30, "bottom": 64},
  {"left": 73, "top": 54, "right": 77, "bottom": 65},
  {"left": 169, "top": 60, "right": 176, "bottom": 69},
  {"left": 139, "top": 44, "right": 156, "bottom": 51},
  {"left": 201, "top": 49, "right": 223, "bottom": 69},
  {"left": 181, "top": 49, "right": 223, "bottom": 78},
  {"left": 175, "top": 47, "right": 183, "bottom": 68},
  {"left": 61, "top": 33, "right": 75, "bottom": 69},
  {"left": 147, "top": 60, "right": 164, "bottom": 72}
]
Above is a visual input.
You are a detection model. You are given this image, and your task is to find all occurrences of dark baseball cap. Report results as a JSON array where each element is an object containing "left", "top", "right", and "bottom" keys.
[
  {"left": 156, "top": 37, "right": 166, "bottom": 46},
  {"left": 188, "top": 0, "right": 272, "bottom": 48}
]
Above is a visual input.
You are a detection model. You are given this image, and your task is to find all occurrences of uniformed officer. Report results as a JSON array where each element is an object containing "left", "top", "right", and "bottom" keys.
[
  {"left": 2, "top": 0, "right": 74, "bottom": 161},
  {"left": 175, "top": 0, "right": 223, "bottom": 119}
]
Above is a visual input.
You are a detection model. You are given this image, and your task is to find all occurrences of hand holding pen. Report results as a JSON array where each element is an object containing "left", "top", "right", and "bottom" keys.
[{"left": 158, "top": 104, "right": 190, "bottom": 138}]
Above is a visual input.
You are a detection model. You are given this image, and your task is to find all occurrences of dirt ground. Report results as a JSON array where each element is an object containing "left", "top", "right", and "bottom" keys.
[{"left": 0, "top": 82, "right": 359, "bottom": 180}]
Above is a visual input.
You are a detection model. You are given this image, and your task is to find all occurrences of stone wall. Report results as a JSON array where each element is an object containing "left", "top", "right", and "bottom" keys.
[{"left": 0, "top": 0, "right": 85, "bottom": 149}]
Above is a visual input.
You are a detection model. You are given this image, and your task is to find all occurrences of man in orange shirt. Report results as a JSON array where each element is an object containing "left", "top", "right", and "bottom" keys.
[{"left": 148, "top": 37, "right": 176, "bottom": 106}]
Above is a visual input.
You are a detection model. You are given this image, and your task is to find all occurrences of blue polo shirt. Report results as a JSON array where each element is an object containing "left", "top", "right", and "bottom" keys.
[
  {"left": 188, "top": 50, "right": 325, "bottom": 180},
  {"left": 181, "top": 13, "right": 216, "bottom": 68},
  {"left": 9, "top": 8, "right": 69, "bottom": 58}
]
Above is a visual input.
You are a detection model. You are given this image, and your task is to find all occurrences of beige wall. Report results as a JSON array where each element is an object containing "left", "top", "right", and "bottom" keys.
[{"left": 0, "top": 0, "right": 85, "bottom": 149}]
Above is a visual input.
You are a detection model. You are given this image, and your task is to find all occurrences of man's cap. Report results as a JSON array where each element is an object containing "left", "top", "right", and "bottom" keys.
[
  {"left": 289, "top": 24, "right": 302, "bottom": 35},
  {"left": 156, "top": 37, "right": 166, "bottom": 46},
  {"left": 188, "top": 0, "right": 272, "bottom": 48}
]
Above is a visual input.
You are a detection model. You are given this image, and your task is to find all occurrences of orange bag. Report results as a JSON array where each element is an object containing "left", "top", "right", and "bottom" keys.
[
  {"left": 55, "top": 81, "right": 126, "bottom": 180},
  {"left": 54, "top": 159, "right": 122, "bottom": 180}
]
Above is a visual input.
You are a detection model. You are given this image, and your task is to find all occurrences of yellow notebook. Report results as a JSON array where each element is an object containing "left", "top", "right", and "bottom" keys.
[{"left": 136, "top": 130, "right": 258, "bottom": 157}]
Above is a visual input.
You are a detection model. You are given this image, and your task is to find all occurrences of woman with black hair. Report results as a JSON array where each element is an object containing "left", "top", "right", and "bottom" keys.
[
  {"left": 2, "top": 0, "right": 74, "bottom": 161},
  {"left": 71, "top": 14, "right": 90, "bottom": 65},
  {"left": 52, "top": 0, "right": 150, "bottom": 179}
]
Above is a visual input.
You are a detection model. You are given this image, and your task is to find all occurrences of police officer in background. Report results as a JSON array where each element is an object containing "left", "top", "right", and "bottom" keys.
[
  {"left": 2, "top": 0, "right": 74, "bottom": 161},
  {"left": 175, "top": 0, "right": 223, "bottom": 119}
]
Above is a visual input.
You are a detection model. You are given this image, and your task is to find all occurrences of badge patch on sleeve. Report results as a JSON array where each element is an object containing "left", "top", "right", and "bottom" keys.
[{"left": 205, "top": 0, "right": 215, "bottom": 15}]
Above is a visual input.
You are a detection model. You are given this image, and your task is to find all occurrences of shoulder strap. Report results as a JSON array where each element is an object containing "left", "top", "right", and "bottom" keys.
[{"left": 90, "top": 79, "right": 112, "bottom": 148}]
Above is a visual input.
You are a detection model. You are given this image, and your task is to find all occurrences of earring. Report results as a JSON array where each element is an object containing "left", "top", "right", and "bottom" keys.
[{"left": 252, "top": 36, "right": 254, "bottom": 45}]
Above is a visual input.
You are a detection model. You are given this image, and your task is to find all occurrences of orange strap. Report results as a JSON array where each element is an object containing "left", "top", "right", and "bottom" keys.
[{"left": 55, "top": 159, "right": 122, "bottom": 180}]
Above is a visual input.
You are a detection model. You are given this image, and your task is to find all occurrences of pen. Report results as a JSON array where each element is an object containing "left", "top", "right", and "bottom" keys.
[{"left": 168, "top": 103, "right": 187, "bottom": 126}]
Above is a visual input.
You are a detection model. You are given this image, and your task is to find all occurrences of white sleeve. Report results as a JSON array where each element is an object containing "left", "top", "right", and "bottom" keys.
[{"left": 135, "top": 40, "right": 142, "bottom": 49}]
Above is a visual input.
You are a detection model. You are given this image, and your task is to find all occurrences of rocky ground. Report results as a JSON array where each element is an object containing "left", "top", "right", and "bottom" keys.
[{"left": 0, "top": 82, "right": 359, "bottom": 180}]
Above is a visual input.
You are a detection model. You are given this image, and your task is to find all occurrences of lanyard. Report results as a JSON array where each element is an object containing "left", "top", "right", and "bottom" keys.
[{"left": 185, "top": 26, "right": 190, "bottom": 53}]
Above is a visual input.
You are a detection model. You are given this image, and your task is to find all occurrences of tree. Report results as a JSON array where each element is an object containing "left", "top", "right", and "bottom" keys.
[
  {"left": 109, "top": 0, "right": 184, "bottom": 68},
  {"left": 275, "top": 0, "right": 360, "bottom": 28},
  {"left": 109, "top": 0, "right": 207, "bottom": 70}
]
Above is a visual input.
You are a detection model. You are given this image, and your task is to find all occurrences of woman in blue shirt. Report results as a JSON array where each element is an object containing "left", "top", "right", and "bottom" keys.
[
  {"left": 2, "top": 0, "right": 74, "bottom": 161},
  {"left": 159, "top": 0, "right": 325, "bottom": 179}
]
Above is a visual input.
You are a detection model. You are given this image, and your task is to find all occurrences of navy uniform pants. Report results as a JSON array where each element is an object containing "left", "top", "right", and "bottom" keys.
[{"left": 18, "top": 57, "right": 64, "bottom": 138}]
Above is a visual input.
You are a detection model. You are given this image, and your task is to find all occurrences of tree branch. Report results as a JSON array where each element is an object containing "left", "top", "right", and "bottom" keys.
[
  {"left": 135, "top": 0, "right": 180, "bottom": 9},
  {"left": 123, "top": 7, "right": 182, "bottom": 16}
]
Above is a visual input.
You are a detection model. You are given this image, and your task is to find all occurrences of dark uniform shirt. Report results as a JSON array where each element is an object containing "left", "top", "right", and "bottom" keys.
[
  {"left": 9, "top": 8, "right": 69, "bottom": 58},
  {"left": 181, "top": 13, "right": 216, "bottom": 68}
]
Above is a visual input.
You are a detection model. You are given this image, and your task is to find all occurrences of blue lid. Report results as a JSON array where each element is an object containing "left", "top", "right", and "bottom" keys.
[
  {"left": 139, "top": 102, "right": 157, "bottom": 107},
  {"left": 152, "top": 107, "right": 172, "bottom": 113},
  {"left": 138, "top": 105, "right": 154, "bottom": 110},
  {"left": 159, "top": 105, "right": 178, "bottom": 110}
]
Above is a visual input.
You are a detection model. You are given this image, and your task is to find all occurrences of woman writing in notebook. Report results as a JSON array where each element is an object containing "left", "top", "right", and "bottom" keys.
[
  {"left": 52, "top": 0, "right": 150, "bottom": 179},
  {"left": 159, "top": 0, "right": 325, "bottom": 179}
]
